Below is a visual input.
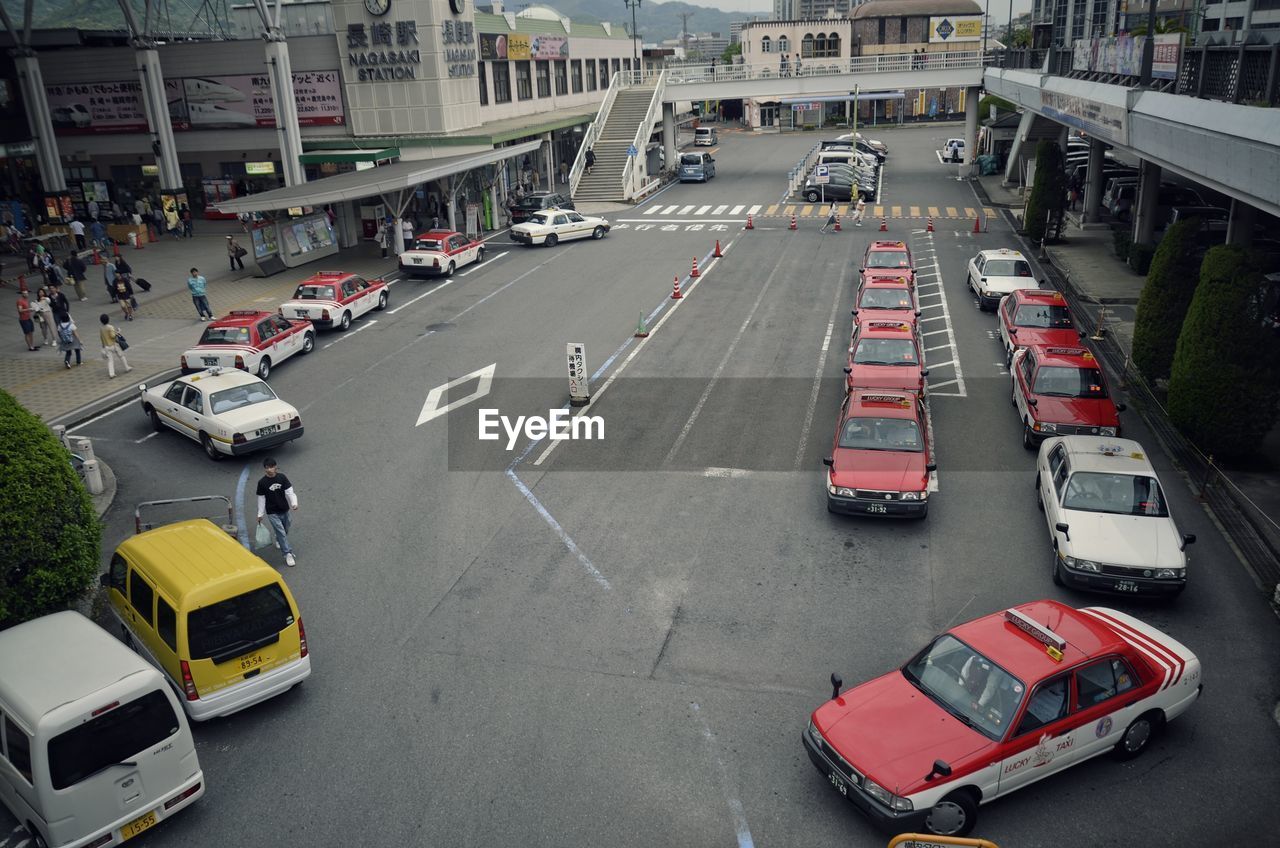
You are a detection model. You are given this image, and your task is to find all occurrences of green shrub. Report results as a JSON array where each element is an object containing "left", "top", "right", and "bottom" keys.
[
  {"left": 1127, "top": 242, "right": 1155, "bottom": 275},
  {"left": 1113, "top": 229, "right": 1132, "bottom": 261},
  {"left": 1167, "top": 247, "right": 1280, "bottom": 459},
  {"left": 1131, "top": 219, "right": 1201, "bottom": 382},
  {"left": 0, "top": 390, "right": 101, "bottom": 628},
  {"left": 978, "top": 94, "right": 1016, "bottom": 117},
  {"left": 1024, "top": 141, "right": 1065, "bottom": 244}
]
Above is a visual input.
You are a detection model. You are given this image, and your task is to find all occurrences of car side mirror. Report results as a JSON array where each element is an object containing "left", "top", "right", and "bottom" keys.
[
  {"left": 1008, "top": 327, "right": 1018, "bottom": 335},
  {"left": 830, "top": 672, "right": 843, "bottom": 700},
  {"left": 926, "top": 462, "right": 937, "bottom": 472},
  {"left": 980, "top": 276, "right": 988, "bottom": 283},
  {"left": 823, "top": 457, "right": 834, "bottom": 467},
  {"left": 850, "top": 308, "right": 858, "bottom": 316},
  {"left": 858, "top": 267, "right": 865, "bottom": 274},
  {"left": 1055, "top": 522, "right": 1070, "bottom": 541},
  {"left": 915, "top": 310, "right": 922, "bottom": 317},
  {"left": 1028, "top": 397, "right": 1038, "bottom": 406},
  {"left": 925, "top": 759, "right": 952, "bottom": 782},
  {"left": 1116, "top": 402, "right": 1127, "bottom": 412},
  {"left": 1182, "top": 533, "right": 1197, "bottom": 549},
  {"left": 921, "top": 369, "right": 930, "bottom": 377},
  {"left": 1078, "top": 330, "right": 1086, "bottom": 339},
  {"left": 843, "top": 367, "right": 852, "bottom": 374}
]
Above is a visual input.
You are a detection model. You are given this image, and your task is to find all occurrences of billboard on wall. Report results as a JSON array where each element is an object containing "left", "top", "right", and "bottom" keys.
[
  {"left": 47, "top": 71, "right": 343, "bottom": 134},
  {"left": 508, "top": 33, "right": 531, "bottom": 60},
  {"left": 530, "top": 35, "right": 569, "bottom": 59},
  {"left": 929, "top": 16, "right": 983, "bottom": 43},
  {"left": 480, "top": 33, "right": 507, "bottom": 60},
  {"left": 1071, "top": 34, "right": 1182, "bottom": 80}
]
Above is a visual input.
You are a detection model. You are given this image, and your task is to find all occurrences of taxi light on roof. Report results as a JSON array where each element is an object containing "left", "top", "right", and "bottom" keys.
[
  {"left": 867, "top": 321, "right": 910, "bottom": 330},
  {"left": 1097, "top": 443, "right": 1126, "bottom": 455},
  {"left": 228, "top": 310, "right": 261, "bottom": 317},
  {"left": 1044, "top": 347, "right": 1086, "bottom": 356},
  {"left": 862, "top": 394, "right": 908, "bottom": 404},
  {"left": 1004, "top": 608, "right": 1067, "bottom": 652}
]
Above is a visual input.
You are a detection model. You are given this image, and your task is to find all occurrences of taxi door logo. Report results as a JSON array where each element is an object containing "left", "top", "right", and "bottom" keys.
[
  {"left": 1031, "top": 734, "right": 1055, "bottom": 768},
  {"left": 1095, "top": 716, "right": 1113, "bottom": 738}
]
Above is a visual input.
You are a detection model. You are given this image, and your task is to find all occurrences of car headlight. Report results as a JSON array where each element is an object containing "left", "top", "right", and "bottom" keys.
[
  {"left": 1035, "top": 421, "right": 1058, "bottom": 433},
  {"left": 1099, "top": 426, "right": 1117, "bottom": 436},
  {"left": 1154, "top": 567, "right": 1185, "bottom": 579},
  {"left": 807, "top": 720, "right": 824, "bottom": 746},
  {"left": 900, "top": 491, "right": 923, "bottom": 501},
  {"left": 1061, "top": 555, "right": 1100, "bottom": 572},
  {"left": 863, "top": 779, "right": 913, "bottom": 812},
  {"left": 828, "top": 485, "right": 856, "bottom": 497}
]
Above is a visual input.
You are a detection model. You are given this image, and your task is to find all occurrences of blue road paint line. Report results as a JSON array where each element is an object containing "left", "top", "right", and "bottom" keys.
[
  {"left": 691, "top": 702, "right": 756, "bottom": 848},
  {"left": 505, "top": 468, "right": 610, "bottom": 590},
  {"left": 234, "top": 464, "right": 251, "bottom": 549}
]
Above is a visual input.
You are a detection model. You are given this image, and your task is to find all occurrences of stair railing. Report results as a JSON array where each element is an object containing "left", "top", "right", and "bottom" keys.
[{"left": 621, "top": 70, "right": 666, "bottom": 201}]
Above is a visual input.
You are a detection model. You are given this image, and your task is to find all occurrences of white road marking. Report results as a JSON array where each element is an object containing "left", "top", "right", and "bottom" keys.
[
  {"left": 388, "top": 280, "right": 457, "bottom": 315},
  {"left": 712, "top": 204, "right": 728, "bottom": 215},
  {"left": 133, "top": 431, "right": 159, "bottom": 444},
  {"left": 922, "top": 329, "right": 949, "bottom": 337},
  {"left": 926, "top": 358, "right": 956, "bottom": 371},
  {"left": 617, "top": 218, "right": 747, "bottom": 224},
  {"left": 695, "top": 205, "right": 711, "bottom": 215},
  {"left": 661, "top": 205, "right": 679, "bottom": 214},
  {"left": 703, "top": 467, "right": 754, "bottom": 478},
  {"left": 678, "top": 205, "right": 695, "bottom": 214},
  {"left": 691, "top": 702, "right": 756, "bottom": 848},
  {"left": 911, "top": 230, "right": 967, "bottom": 397},
  {"left": 928, "top": 378, "right": 959, "bottom": 390},
  {"left": 730, "top": 204, "right": 745, "bottom": 215},
  {"left": 795, "top": 281, "right": 844, "bottom": 470},
  {"left": 322, "top": 319, "right": 378, "bottom": 349},
  {"left": 747, "top": 204, "right": 762, "bottom": 215},
  {"left": 925, "top": 344, "right": 952, "bottom": 352},
  {"left": 644, "top": 206, "right": 664, "bottom": 215},
  {"left": 458, "top": 250, "right": 509, "bottom": 276},
  {"left": 65, "top": 399, "right": 137, "bottom": 434},
  {"left": 415, "top": 362, "right": 496, "bottom": 426}
]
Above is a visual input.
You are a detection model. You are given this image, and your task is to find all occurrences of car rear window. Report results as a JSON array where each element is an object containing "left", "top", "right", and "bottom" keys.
[
  {"left": 527, "top": 212, "right": 551, "bottom": 226},
  {"left": 681, "top": 154, "right": 703, "bottom": 165},
  {"left": 516, "top": 196, "right": 550, "bottom": 210},
  {"left": 187, "top": 583, "right": 295, "bottom": 663},
  {"left": 292, "top": 285, "right": 335, "bottom": 300},
  {"left": 209, "top": 380, "right": 278, "bottom": 414},
  {"left": 199, "top": 326, "right": 251, "bottom": 345},
  {"left": 1062, "top": 472, "right": 1169, "bottom": 516},
  {"left": 414, "top": 239, "right": 444, "bottom": 251},
  {"left": 1014, "top": 304, "right": 1073, "bottom": 328},
  {"left": 47, "top": 690, "right": 180, "bottom": 791},
  {"left": 867, "top": 251, "right": 910, "bottom": 268},
  {"left": 984, "top": 259, "right": 1033, "bottom": 277},
  {"left": 1032, "top": 366, "right": 1108, "bottom": 398}
]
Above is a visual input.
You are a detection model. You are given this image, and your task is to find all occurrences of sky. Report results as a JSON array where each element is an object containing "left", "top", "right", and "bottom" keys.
[{"left": 648, "top": 0, "right": 1036, "bottom": 18}]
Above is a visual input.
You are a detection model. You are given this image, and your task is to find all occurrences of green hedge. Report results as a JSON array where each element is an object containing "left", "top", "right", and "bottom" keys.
[
  {"left": 1024, "top": 141, "right": 1065, "bottom": 244},
  {"left": 1127, "top": 242, "right": 1155, "bottom": 275},
  {"left": 1131, "top": 219, "right": 1201, "bottom": 382},
  {"left": 1167, "top": 247, "right": 1280, "bottom": 459},
  {"left": 1113, "top": 229, "right": 1132, "bottom": 261},
  {"left": 0, "top": 390, "right": 101, "bottom": 628}
]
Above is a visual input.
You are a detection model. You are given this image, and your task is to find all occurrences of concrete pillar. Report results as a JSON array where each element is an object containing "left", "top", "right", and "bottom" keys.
[
  {"left": 1226, "top": 198, "right": 1257, "bottom": 247},
  {"left": 134, "top": 49, "right": 182, "bottom": 191},
  {"left": 264, "top": 41, "right": 305, "bottom": 187},
  {"left": 963, "top": 85, "right": 979, "bottom": 168},
  {"left": 1082, "top": 139, "right": 1106, "bottom": 223},
  {"left": 662, "top": 101, "right": 677, "bottom": 173},
  {"left": 446, "top": 178, "right": 458, "bottom": 233},
  {"left": 544, "top": 135, "right": 554, "bottom": 190},
  {"left": 1058, "top": 123, "right": 1069, "bottom": 153},
  {"left": 1131, "top": 159, "right": 1162, "bottom": 246},
  {"left": 1003, "top": 110, "right": 1036, "bottom": 186},
  {"left": 13, "top": 55, "right": 67, "bottom": 193}
]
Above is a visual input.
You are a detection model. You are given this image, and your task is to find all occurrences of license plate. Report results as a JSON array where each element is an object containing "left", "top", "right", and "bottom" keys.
[
  {"left": 201, "top": 357, "right": 219, "bottom": 366},
  {"left": 829, "top": 772, "right": 848, "bottom": 796},
  {"left": 121, "top": 810, "right": 157, "bottom": 841},
  {"left": 295, "top": 309, "right": 308, "bottom": 318},
  {"left": 1114, "top": 580, "right": 1139, "bottom": 593},
  {"left": 240, "top": 654, "right": 264, "bottom": 671},
  {"left": 865, "top": 504, "right": 888, "bottom": 514},
  {"left": 255, "top": 424, "right": 280, "bottom": 438},
  {"left": 413, "top": 257, "right": 422, "bottom": 264}
]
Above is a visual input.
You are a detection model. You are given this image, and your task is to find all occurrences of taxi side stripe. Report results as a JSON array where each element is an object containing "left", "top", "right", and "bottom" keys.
[
  {"left": 1086, "top": 608, "right": 1186, "bottom": 687},
  {"left": 1075, "top": 608, "right": 1173, "bottom": 689}
]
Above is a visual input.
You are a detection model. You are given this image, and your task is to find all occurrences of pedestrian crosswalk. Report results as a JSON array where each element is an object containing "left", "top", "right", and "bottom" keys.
[{"left": 633, "top": 203, "right": 997, "bottom": 221}]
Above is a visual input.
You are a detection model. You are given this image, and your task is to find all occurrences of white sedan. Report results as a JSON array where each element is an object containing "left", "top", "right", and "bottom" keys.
[
  {"left": 1037, "top": 436, "right": 1195, "bottom": 597},
  {"left": 140, "top": 367, "right": 304, "bottom": 461},
  {"left": 510, "top": 208, "right": 610, "bottom": 247},
  {"left": 966, "top": 248, "right": 1041, "bottom": 311}
]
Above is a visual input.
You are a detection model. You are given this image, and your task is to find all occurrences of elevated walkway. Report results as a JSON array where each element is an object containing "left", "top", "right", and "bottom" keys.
[{"left": 574, "top": 83, "right": 660, "bottom": 203}]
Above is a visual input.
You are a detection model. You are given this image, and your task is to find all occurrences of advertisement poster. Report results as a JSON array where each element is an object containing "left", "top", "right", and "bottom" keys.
[
  {"left": 508, "top": 33, "right": 531, "bottom": 60},
  {"left": 81, "top": 181, "right": 110, "bottom": 203},
  {"left": 480, "top": 33, "right": 507, "bottom": 60},
  {"left": 1071, "top": 34, "right": 1181, "bottom": 80},
  {"left": 929, "top": 16, "right": 982, "bottom": 43},
  {"left": 530, "top": 35, "right": 568, "bottom": 60},
  {"left": 1040, "top": 90, "right": 1128, "bottom": 144}
]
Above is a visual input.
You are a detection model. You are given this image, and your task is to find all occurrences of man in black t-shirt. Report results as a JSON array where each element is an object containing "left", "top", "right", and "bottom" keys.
[{"left": 256, "top": 457, "right": 299, "bottom": 566}]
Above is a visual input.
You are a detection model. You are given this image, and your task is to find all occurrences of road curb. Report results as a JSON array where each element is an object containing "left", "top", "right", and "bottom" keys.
[
  {"left": 50, "top": 366, "right": 182, "bottom": 430},
  {"left": 93, "top": 458, "right": 117, "bottom": 520}
]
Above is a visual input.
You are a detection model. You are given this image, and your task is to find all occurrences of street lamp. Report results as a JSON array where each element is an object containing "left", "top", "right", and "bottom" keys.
[{"left": 623, "top": 0, "right": 641, "bottom": 70}]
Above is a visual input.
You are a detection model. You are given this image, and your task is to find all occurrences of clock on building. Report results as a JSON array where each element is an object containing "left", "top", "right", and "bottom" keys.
[
  {"left": 450, "top": 0, "right": 465, "bottom": 14},
  {"left": 365, "top": 0, "right": 391, "bottom": 16}
]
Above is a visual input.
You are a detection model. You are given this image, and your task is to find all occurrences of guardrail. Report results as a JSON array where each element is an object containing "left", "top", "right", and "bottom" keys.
[
  {"left": 787, "top": 143, "right": 820, "bottom": 198},
  {"left": 622, "top": 70, "right": 667, "bottom": 201},
  {"left": 663, "top": 51, "right": 988, "bottom": 86},
  {"left": 570, "top": 71, "right": 626, "bottom": 197}
]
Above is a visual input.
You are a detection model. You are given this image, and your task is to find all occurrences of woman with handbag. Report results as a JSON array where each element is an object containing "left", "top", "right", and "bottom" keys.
[
  {"left": 99, "top": 313, "right": 132, "bottom": 378},
  {"left": 114, "top": 273, "right": 136, "bottom": 321},
  {"left": 31, "top": 287, "right": 55, "bottom": 346},
  {"left": 227, "top": 235, "right": 246, "bottom": 271}
]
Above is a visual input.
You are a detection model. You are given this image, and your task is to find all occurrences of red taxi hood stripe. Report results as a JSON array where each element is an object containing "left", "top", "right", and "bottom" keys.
[{"left": 1078, "top": 608, "right": 1185, "bottom": 688}]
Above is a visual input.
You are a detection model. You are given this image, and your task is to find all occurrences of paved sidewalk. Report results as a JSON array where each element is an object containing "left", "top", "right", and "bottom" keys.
[{"left": 1, "top": 219, "right": 400, "bottom": 424}]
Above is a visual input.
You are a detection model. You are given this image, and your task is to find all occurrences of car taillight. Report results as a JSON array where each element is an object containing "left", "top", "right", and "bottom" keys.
[
  {"left": 297, "top": 617, "right": 308, "bottom": 658},
  {"left": 433, "top": 258, "right": 440, "bottom": 268},
  {"left": 179, "top": 660, "right": 199, "bottom": 701},
  {"left": 232, "top": 433, "right": 246, "bottom": 445},
  {"left": 289, "top": 416, "right": 302, "bottom": 429},
  {"left": 234, "top": 354, "right": 245, "bottom": 370},
  {"left": 164, "top": 783, "right": 201, "bottom": 810},
  {"left": 180, "top": 355, "right": 188, "bottom": 370},
  {"left": 321, "top": 309, "right": 330, "bottom": 321}
]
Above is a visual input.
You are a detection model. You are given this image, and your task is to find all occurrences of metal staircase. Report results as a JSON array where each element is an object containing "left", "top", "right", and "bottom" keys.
[{"left": 573, "top": 83, "right": 659, "bottom": 203}]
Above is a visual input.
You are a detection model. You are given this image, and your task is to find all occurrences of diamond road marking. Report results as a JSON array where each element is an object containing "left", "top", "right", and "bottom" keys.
[{"left": 415, "top": 363, "right": 496, "bottom": 426}]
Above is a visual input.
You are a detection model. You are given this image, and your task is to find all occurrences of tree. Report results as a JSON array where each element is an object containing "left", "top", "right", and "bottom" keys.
[
  {"left": 720, "top": 43, "right": 741, "bottom": 64},
  {"left": 1126, "top": 19, "right": 1189, "bottom": 36},
  {"left": 978, "top": 94, "right": 1016, "bottom": 117},
  {"left": 1167, "top": 246, "right": 1280, "bottom": 459},
  {"left": 0, "top": 390, "right": 101, "bottom": 628},
  {"left": 1007, "top": 26, "right": 1032, "bottom": 48},
  {"left": 1023, "top": 140, "right": 1065, "bottom": 244},
  {"left": 1131, "top": 218, "right": 1201, "bottom": 382}
]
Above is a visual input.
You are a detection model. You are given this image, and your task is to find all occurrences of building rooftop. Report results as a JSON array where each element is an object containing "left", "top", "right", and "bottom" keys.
[{"left": 852, "top": 0, "right": 983, "bottom": 19}]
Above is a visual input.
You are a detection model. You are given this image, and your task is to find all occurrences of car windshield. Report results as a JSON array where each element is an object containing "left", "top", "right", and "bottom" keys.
[
  {"left": 681, "top": 154, "right": 703, "bottom": 165},
  {"left": 198, "top": 325, "right": 251, "bottom": 345},
  {"left": 186, "top": 583, "right": 295, "bottom": 663},
  {"left": 527, "top": 212, "right": 551, "bottom": 226},
  {"left": 854, "top": 338, "right": 918, "bottom": 366},
  {"left": 984, "top": 259, "right": 1033, "bottom": 277},
  {"left": 209, "top": 380, "right": 278, "bottom": 414},
  {"left": 861, "top": 288, "right": 914, "bottom": 310},
  {"left": 1015, "top": 304, "right": 1073, "bottom": 329},
  {"left": 413, "top": 239, "right": 444, "bottom": 251},
  {"left": 838, "top": 416, "right": 923, "bottom": 452},
  {"left": 868, "top": 251, "right": 910, "bottom": 269},
  {"left": 516, "top": 196, "right": 550, "bottom": 210},
  {"left": 903, "top": 634, "right": 1023, "bottom": 741},
  {"left": 1033, "top": 366, "right": 1108, "bottom": 398},
  {"left": 1061, "top": 472, "right": 1170, "bottom": 516},
  {"left": 292, "top": 285, "right": 335, "bottom": 300}
]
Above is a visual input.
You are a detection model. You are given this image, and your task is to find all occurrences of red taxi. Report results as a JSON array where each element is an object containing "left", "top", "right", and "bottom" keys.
[
  {"left": 804, "top": 600, "right": 1201, "bottom": 837},
  {"left": 823, "top": 390, "right": 934, "bottom": 517},
  {"left": 852, "top": 275, "right": 918, "bottom": 334},
  {"left": 845, "top": 320, "right": 927, "bottom": 395},
  {"left": 859, "top": 240, "right": 915, "bottom": 287},
  {"left": 1012, "top": 344, "right": 1124, "bottom": 449},
  {"left": 279, "top": 271, "right": 389, "bottom": 331},
  {"left": 180, "top": 310, "right": 315, "bottom": 380},
  {"left": 998, "top": 289, "right": 1082, "bottom": 363},
  {"left": 398, "top": 229, "right": 485, "bottom": 278}
]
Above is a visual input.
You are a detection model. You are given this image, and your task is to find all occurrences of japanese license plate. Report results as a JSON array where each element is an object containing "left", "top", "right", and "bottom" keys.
[
  {"left": 295, "top": 309, "right": 308, "bottom": 318},
  {"left": 1114, "top": 580, "right": 1139, "bottom": 593},
  {"left": 865, "top": 503, "right": 888, "bottom": 514},
  {"left": 413, "top": 257, "right": 423, "bottom": 264},
  {"left": 201, "top": 356, "right": 219, "bottom": 366},
  {"left": 255, "top": 424, "right": 280, "bottom": 438},
  {"left": 829, "top": 772, "right": 848, "bottom": 796},
  {"left": 240, "top": 654, "right": 264, "bottom": 671},
  {"left": 121, "top": 810, "right": 157, "bottom": 841}
]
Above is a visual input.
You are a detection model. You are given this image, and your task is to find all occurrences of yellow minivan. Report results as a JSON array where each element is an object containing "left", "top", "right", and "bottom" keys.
[{"left": 104, "top": 519, "right": 311, "bottom": 721}]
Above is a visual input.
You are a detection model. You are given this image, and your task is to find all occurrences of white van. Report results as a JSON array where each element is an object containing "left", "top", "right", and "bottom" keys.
[
  {"left": 816, "top": 150, "right": 874, "bottom": 172},
  {"left": 694, "top": 126, "right": 717, "bottom": 146},
  {"left": 0, "top": 611, "right": 204, "bottom": 848}
]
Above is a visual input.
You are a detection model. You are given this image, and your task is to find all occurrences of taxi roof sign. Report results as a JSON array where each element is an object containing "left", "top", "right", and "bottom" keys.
[
  {"left": 861, "top": 393, "right": 911, "bottom": 405},
  {"left": 867, "top": 321, "right": 911, "bottom": 331},
  {"left": 1043, "top": 347, "right": 1087, "bottom": 356},
  {"left": 1004, "top": 608, "right": 1067, "bottom": 654}
]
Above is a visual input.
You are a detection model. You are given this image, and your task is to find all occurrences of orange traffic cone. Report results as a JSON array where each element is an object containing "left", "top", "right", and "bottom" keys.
[
  {"left": 879, "top": 217, "right": 888, "bottom": 232},
  {"left": 972, "top": 214, "right": 982, "bottom": 234},
  {"left": 134, "top": 234, "right": 145, "bottom": 250},
  {"left": 671, "top": 275, "right": 682, "bottom": 299},
  {"left": 713, "top": 239, "right": 723, "bottom": 258},
  {"left": 691, "top": 257, "right": 700, "bottom": 278},
  {"left": 834, "top": 215, "right": 842, "bottom": 232},
  {"left": 745, "top": 214, "right": 754, "bottom": 230},
  {"left": 926, "top": 217, "right": 934, "bottom": 233},
  {"left": 789, "top": 214, "right": 797, "bottom": 231}
]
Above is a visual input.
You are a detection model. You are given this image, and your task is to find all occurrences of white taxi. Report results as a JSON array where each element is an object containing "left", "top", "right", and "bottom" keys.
[
  {"left": 180, "top": 310, "right": 314, "bottom": 381},
  {"left": 398, "top": 229, "right": 485, "bottom": 278},
  {"left": 510, "top": 208, "right": 610, "bottom": 247},
  {"left": 1037, "top": 436, "right": 1195, "bottom": 596},
  {"left": 279, "top": 271, "right": 389, "bottom": 331},
  {"left": 966, "top": 248, "right": 1041, "bottom": 311},
  {"left": 140, "top": 368, "right": 303, "bottom": 461}
]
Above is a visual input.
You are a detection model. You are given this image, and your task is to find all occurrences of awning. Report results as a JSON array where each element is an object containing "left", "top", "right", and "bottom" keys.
[
  {"left": 213, "top": 139, "right": 542, "bottom": 214},
  {"left": 779, "top": 93, "right": 906, "bottom": 105},
  {"left": 298, "top": 147, "right": 400, "bottom": 165}
]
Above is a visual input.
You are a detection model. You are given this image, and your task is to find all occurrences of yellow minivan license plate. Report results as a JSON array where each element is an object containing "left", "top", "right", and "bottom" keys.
[
  {"left": 121, "top": 810, "right": 157, "bottom": 841},
  {"left": 240, "top": 654, "right": 264, "bottom": 671}
]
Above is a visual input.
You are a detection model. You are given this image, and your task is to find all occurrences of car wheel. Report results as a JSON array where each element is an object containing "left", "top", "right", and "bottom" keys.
[
  {"left": 1036, "top": 480, "right": 1045, "bottom": 512},
  {"left": 924, "top": 790, "right": 977, "bottom": 837},
  {"left": 375, "top": 291, "right": 388, "bottom": 311},
  {"left": 1052, "top": 547, "right": 1065, "bottom": 586},
  {"left": 301, "top": 332, "right": 315, "bottom": 354},
  {"left": 545, "top": 234, "right": 558, "bottom": 247},
  {"left": 445, "top": 261, "right": 456, "bottom": 277},
  {"left": 1114, "top": 713, "right": 1160, "bottom": 760},
  {"left": 805, "top": 190, "right": 819, "bottom": 202},
  {"left": 1011, "top": 382, "right": 1019, "bottom": 408},
  {"left": 149, "top": 407, "right": 163, "bottom": 432},
  {"left": 339, "top": 311, "right": 352, "bottom": 331},
  {"left": 476, "top": 247, "right": 485, "bottom": 263},
  {"left": 200, "top": 433, "right": 222, "bottom": 462},
  {"left": 1022, "top": 420, "right": 1037, "bottom": 450},
  {"left": 592, "top": 226, "right": 606, "bottom": 240},
  {"left": 257, "top": 357, "right": 271, "bottom": 380}
]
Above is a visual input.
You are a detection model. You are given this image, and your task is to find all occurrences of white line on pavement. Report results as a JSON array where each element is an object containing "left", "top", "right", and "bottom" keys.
[
  {"left": 747, "top": 204, "right": 762, "bottom": 215},
  {"left": 695, "top": 205, "right": 711, "bottom": 215},
  {"left": 691, "top": 702, "right": 756, "bottom": 848},
  {"left": 918, "top": 303, "right": 945, "bottom": 311},
  {"left": 920, "top": 315, "right": 947, "bottom": 322},
  {"left": 925, "top": 344, "right": 952, "bottom": 352},
  {"left": 712, "top": 205, "right": 728, "bottom": 215},
  {"left": 926, "top": 358, "right": 956, "bottom": 371},
  {"left": 795, "top": 281, "right": 844, "bottom": 471},
  {"left": 928, "top": 379, "right": 959, "bottom": 391},
  {"left": 678, "top": 205, "right": 695, "bottom": 214},
  {"left": 322, "top": 319, "right": 377, "bottom": 349},
  {"left": 65, "top": 399, "right": 136, "bottom": 434},
  {"left": 616, "top": 218, "right": 749, "bottom": 224},
  {"left": 922, "top": 329, "right": 949, "bottom": 336},
  {"left": 458, "top": 250, "right": 509, "bottom": 276},
  {"left": 730, "top": 204, "right": 745, "bottom": 215},
  {"left": 704, "top": 467, "right": 753, "bottom": 478},
  {"left": 133, "top": 431, "right": 158, "bottom": 444},
  {"left": 387, "top": 280, "right": 456, "bottom": 315},
  {"left": 644, "top": 206, "right": 664, "bottom": 215}
]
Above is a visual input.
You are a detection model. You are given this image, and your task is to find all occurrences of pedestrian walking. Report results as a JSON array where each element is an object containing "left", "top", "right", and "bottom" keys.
[
  {"left": 820, "top": 201, "right": 838, "bottom": 233},
  {"left": 64, "top": 253, "right": 88, "bottom": 301},
  {"left": 256, "top": 457, "right": 299, "bottom": 567},
  {"left": 559, "top": 161, "right": 568, "bottom": 184},
  {"left": 375, "top": 220, "right": 390, "bottom": 258},
  {"left": 98, "top": 314, "right": 132, "bottom": 378},
  {"left": 187, "top": 267, "right": 214, "bottom": 320},
  {"left": 152, "top": 206, "right": 166, "bottom": 241},
  {"left": 54, "top": 311, "right": 82, "bottom": 367},
  {"left": 401, "top": 217, "right": 413, "bottom": 246},
  {"left": 779, "top": 53, "right": 789, "bottom": 77},
  {"left": 89, "top": 218, "right": 108, "bottom": 249},
  {"left": 113, "top": 274, "right": 135, "bottom": 321},
  {"left": 227, "top": 235, "right": 246, "bottom": 271},
  {"left": 164, "top": 205, "right": 180, "bottom": 239},
  {"left": 853, "top": 196, "right": 867, "bottom": 226},
  {"left": 180, "top": 204, "right": 193, "bottom": 238},
  {"left": 32, "top": 287, "right": 54, "bottom": 346},
  {"left": 87, "top": 199, "right": 99, "bottom": 221},
  {"left": 69, "top": 217, "right": 86, "bottom": 250},
  {"left": 1068, "top": 171, "right": 1083, "bottom": 211},
  {"left": 16, "top": 292, "right": 38, "bottom": 351},
  {"left": 585, "top": 147, "right": 596, "bottom": 175},
  {"left": 47, "top": 282, "right": 71, "bottom": 317}
]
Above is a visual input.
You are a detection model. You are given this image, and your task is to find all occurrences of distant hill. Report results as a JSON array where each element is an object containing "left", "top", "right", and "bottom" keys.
[{"left": 512, "top": 0, "right": 772, "bottom": 46}]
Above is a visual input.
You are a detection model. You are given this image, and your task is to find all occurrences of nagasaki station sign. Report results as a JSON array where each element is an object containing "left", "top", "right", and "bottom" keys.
[{"left": 344, "top": 0, "right": 476, "bottom": 82}]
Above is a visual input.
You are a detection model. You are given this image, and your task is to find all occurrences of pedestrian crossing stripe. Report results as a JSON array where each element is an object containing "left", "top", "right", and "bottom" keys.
[
  {"left": 800, "top": 204, "right": 814, "bottom": 217},
  {"left": 634, "top": 204, "right": 996, "bottom": 220},
  {"left": 946, "top": 206, "right": 958, "bottom": 218},
  {"left": 909, "top": 206, "right": 920, "bottom": 218}
]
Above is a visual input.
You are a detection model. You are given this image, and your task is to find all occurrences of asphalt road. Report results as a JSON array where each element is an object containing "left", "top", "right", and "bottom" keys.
[{"left": 20, "top": 124, "right": 1280, "bottom": 848}]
